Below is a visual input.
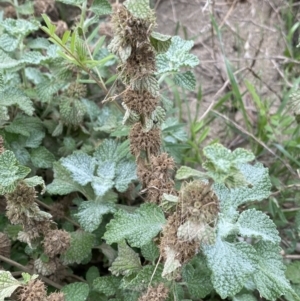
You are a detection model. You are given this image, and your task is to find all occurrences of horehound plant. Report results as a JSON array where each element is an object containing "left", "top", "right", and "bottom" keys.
[
  {"left": 108, "top": 1, "right": 177, "bottom": 205},
  {"left": 0, "top": 0, "right": 300, "bottom": 301}
]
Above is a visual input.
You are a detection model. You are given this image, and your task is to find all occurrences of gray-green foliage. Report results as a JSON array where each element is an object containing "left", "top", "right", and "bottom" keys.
[{"left": 0, "top": 0, "right": 296, "bottom": 301}]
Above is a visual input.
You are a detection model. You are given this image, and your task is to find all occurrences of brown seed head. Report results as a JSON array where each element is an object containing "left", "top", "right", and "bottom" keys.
[
  {"left": 18, "top": 279, "right": 47, "bottom": 301},
  {"left": 0, "top": 232, "right": 10, "bottom": 257},
  {"left": 43, "top": 229, "right": 71, "bottom": 258},
  {"left": 129, "top": 122, "right": 161, "bottom": 157},
  {"left": 47, "top": 292, "right": 65, "bottom": 301}
]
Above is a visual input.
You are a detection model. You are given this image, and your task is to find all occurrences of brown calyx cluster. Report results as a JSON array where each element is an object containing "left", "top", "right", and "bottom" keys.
[
  {"left": 138, "top": 153, "right": 177, "bottom": 204},
  {"left": 138, "top": 283, "right": 169, "bottom": 301},
  {"left": 109, "top": 5, "right": 177, "bottom": 204},
  {"left": 5, "top": 181, "right": 70, "bottom": 277},
  {"left": 16, "top": 279, "right": 65, "bottom": 301},
  {"left": 160, "top": 180, "right": 219, "bottom": 265},
  {"left": 123, "top": 89, "right": 158, "bottom": 116}
]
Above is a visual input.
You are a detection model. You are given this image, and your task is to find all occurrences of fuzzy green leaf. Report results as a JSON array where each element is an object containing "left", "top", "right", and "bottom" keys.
[
  {"left": 123, "top": 0, "right": 152, "bottom": 19},
  {"left": 0, "top": 271, "right": 21, "bottom": 301},
  {"left": 150, "top": 32, "right": 171, "bottom": 54},
  {"left": 0, "top": 18, "right": 39, "bottom": 37},
  {"left": 182, "top": 256, "right": 213, "bottom": 299},
  {"left": 0, "top": 151, "right": 30, "bottom": 192},
  {"left": 213, "top": 163, "right": 271, "bottom": 219},
  {"left": 233, "top": 293, "right": 257, "bottom": 301},
  {"left": 27, "top": 37, "right": 50, "bottom": 49},
  {"left": 175, "top": 166, "right": 207, "bottom": 180},
  {"left": 30, "top": 146, "right": 55, "bottom": 169},
  {"left": 0, "top": 49, "right": 21, "bottom": 69},
  {"left": 60, "top": 98, "right": 86, "bottom": 126},
  {"left": 23, "top": 176, "right": 46, "bottom": 194},
  {"left": 237, "top": 209, "right": 280, "bottom": 243},
  {"left": 61, "top": 231, "right": 95, "bottom": 265},
  {"left": 203, "top": 144, "right": 255, "bottom": 173},
  {"left": 174, "top": 71, "right": 196, "bottom": 90},
  {"left": 62, "top": 282, "right": 90, "bottom": 301},
  {"left": 203, "top": 238, "right": 258, "bottom": 298},
  {"left": 253, "top": 241, "right": 294, "bottom": 301},
  {"left": 141, "top": 241, "right": 159, "bottom": 262},
  {"left": 5, "top": 115, "right": 43, "bottom": 137},
  {"left": 114, "top": 161, "right": 137, "bottom": 193},
  {"left": 104, "top": 203, "right": 166, "bottom": 247},
  {"left": 93, "top": 276, "right": 120, "bottom": 297},
  {"left": 47, "top": 162, "right": 93, "bottom": 197},
  {"left": 156, "top": 36, "right": 199, "bottom": 74},
  {"left": 92, "top": 176, "right": 115, "bottom": 196},
  {"left": 94, "top": 139, "right": 130, "bottom": 163},
  {"left": 109, "top": 241, "right": 142, "bottom": 276},
  {"left": 75, "top": 199, "right": 116, "bottom": 232},
  {"left": 90, "top": 0, "right": 112, "bottom": 15},
  {"left": 120, "top": 264, "right": 164, "bottom": 291},
  {"left": 61, "top": 152, "right": 96, "bottom": 186},
  {"left": 0, "top": 88, "right": 34, "bottom": 116},
  {"left": 0, "top": 34, "right": 19, "bottom": 52},
  {"left": 132, "top": 75, "right": 159, "bottom": 97},
  {"left": 91, "top": 161, "right": 116, "bottom": 196}
]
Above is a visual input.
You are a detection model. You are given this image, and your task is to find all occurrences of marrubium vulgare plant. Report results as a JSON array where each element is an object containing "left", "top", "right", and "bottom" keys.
[{"left": 108, "top": 1, "right": 177, "bottom": 205}]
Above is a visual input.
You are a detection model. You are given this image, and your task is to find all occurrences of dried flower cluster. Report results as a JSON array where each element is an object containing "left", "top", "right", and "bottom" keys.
[
  {"left": 138, "top": 283, "right": 169, "bottom": 301},
  {"left": 109, "top": 4, "right": 176, "bottom": 204},
  {"left": 16, "top": 279, "right": 65, "bottom": 301},
  {"left": 138, "top": 153, "right": 177, "bottom": 203},
  {"left": 160, "top": 180, "right": 219, "bottom": 265}
]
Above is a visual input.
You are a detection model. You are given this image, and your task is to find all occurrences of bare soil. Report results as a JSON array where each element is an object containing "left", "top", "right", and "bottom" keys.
[{"left": 155, "top": 0, "right": 291, "bottom": 146}]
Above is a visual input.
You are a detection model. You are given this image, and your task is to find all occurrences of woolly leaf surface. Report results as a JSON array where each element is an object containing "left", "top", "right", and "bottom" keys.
[
  {"left": 203, "top": 143, "right": 255, "bottom": 173},
  {"left": 90, "top": 0, "right": 112, "bottom": 15},
  {"left": 114, "top": 160, "right": 137, "bottom": 193},
  {"left": 61, "top": 152, "right": 96, "bottom": 185},
  {"left": 175, "top": 165, "right": 207, "bottom": 180},
  {"left": 104, "top": 203, "right": 166, "bottom": 247},
  {"left": 75, "top": 199, "right": 116, "bottom": 232},
  {"left": 0, "top": 34, "right": 19, "bottom": 52},
  {"left": 93, "top": 275, "right": 120, "bottom": 297},
  {"left": 23, "top": 176, "right": 46, "bottom": 193},
  {"left": 120, "top": 264, "right": 164, "bottom": 291},
  {"left": 30, "top": 146, "right": 55, "bottom": 168},
  {"left": 62, "top": 282, "right": 90, "bottom": 301},
  {"left": 156, "top": 36, "right": 199, "bottom": 74},
  {"left": 253, "top": 241, "right": 295, "bottom": 301},
  {"left": 0, "top": 271, "right": 21, "bottom": 301},
  {"left": 174, "top": 71, "right": 196, "bottom": 90},
  {"left": 182, "top": 256, "right": 213, "bottom": 299},
  {"left": 237, "top": 209, "right": 280, "bottom": 243},
  {"left": 47, "top": 162, "right": 93, "bottom": 196},
  {"left": 0, "top": 19, "right": 39, "bottom": 37},
  {"left": 233, "top": 293, "right": 257, "bottom": 301},
  {"left": 124, "top": 0, "right": 152, "bottom": 19},
  {"left": 203, "top": 239, "right": 257, "bottom": 298},
  {"left": 141, "top": 241, "right": 159, "bottom": 262},
  {"left": 94, "top": 139, "right": 130, "bottom": 163},
  {"left": 0, "top": 88, "right": 34, "bottom": 116},
  {"left": 109, "top": 241, "right": 142, "bottom": 276},
  {"left": 150, "top": 32, "right": 171, "bottom": 53},
  {"left": 213, "top": 163, "right": 271, "bottom": 219},
  {"left": 61, "top": 231, "right": 95, "bottom": 264}
]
